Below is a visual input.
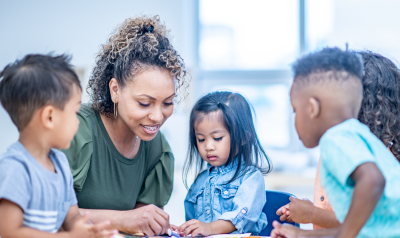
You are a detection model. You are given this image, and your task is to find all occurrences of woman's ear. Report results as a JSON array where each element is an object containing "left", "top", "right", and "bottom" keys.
[
  {"left": 109, "top": 78, "right": 120, "bottom": 103},
  {"left": 308, "top": 97, "right": 320, "bottom": 119}
]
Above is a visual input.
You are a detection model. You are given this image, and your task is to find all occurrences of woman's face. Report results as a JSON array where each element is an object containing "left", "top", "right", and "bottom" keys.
[{"left": 113, "top": 68, "right": 175, "bottom": 141}]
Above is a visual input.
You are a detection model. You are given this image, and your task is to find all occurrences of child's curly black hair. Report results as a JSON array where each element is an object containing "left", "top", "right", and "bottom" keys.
[
  {"left": 358, "top": 51, "right": 400, "bottom": 162},
  {"left": 88, "top": 15, "right": 189, "bottom": 118}
]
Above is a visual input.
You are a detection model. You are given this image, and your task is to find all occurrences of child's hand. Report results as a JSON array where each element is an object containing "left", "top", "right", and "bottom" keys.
[
  {"left": 276, "top": 203, "right": 292, "bottom": 222},
  {"left": 70, "top": 212, "right": 119, "bottom": 238},
  {"left": 276, "top": 197, "right": 315, "bottom": 224},
  {"left": 170, "top": 224, "right": 182, "bottom": 236},
  {"left": 178, "top": 219, "right": 212, "bottom": 237},
  {"left": 270, "top": 221, "right": 304, "bottom": 238}
]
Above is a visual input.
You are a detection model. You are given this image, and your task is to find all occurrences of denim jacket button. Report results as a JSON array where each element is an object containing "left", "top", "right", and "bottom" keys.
[
  {"left": 207, "top": 210, "right": 210, "bottom": 214},
  {"left": 241, "top": 209, "right": 246, "bottom": 214},
  {"left": 224, "top": 191, "right": 228, "bottom": 195}
]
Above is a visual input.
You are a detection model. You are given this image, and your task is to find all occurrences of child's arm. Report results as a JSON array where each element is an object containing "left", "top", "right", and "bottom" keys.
[
  {"left": 271, "top": 162, "right": 386, "bottom": 238},
  {"left": 0, "top": 199, "right": 117, "bottom": 238},
  {"left": 335, "top": 162, "right": 385, "bottom": 237},
  {"left": 179, "top": 219, "right": 236, "bottom": 237},
  {"left": 276, "top": 197, "right": 340, "bottom": 228}
]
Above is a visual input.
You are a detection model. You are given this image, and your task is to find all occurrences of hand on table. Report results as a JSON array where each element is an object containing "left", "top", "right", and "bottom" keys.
[
  {"left": 276, "top": 197, "right": 315, "bottom": 224},
  {"left": 70, "top": 212, "right": 118, "bottom": 238},
  {"left": 121, "top": 204, "right": 170, "bottom": 236},
  {"left": 270, "top": 221, "right": 304, "bottom": 238},
  {"left": 178, "top": 219, "right": 212, "bottom": 237},
  {"left": 170, "top": 224, "right": 183, "bottom": 236}
]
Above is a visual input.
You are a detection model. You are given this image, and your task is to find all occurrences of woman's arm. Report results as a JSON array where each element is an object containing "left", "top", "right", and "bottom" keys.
[{"left": 79, "top": 204, "right": 170, "bottom": 236}]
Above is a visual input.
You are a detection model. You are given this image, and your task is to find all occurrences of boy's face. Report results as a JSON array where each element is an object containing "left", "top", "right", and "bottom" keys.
[
  {"left": 290, "top": 82, "right": 320, "bottom": 148},
  {"left": 194, "top": 111, "right": 231, "bottom": 167},
  {"left": 52, "top": 85, "right": 82, "bottom": 149}
]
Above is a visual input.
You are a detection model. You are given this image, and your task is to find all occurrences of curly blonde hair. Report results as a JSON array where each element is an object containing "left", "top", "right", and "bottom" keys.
[{"left": 88, "top": 15, "right": 188, "bottom": 117}]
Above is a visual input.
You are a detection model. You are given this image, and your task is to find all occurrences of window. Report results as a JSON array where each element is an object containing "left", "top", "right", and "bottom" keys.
[{"left": 199, "top": 0, "right": 300, "bottom": 70}]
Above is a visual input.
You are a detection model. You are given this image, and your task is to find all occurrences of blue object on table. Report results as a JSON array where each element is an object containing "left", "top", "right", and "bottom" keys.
[
  {"left": 167, "top": 228, "right": 180, "bottom": 237},
  {"left": 259, "top": 190, "right": 300, "bottom": 236}
]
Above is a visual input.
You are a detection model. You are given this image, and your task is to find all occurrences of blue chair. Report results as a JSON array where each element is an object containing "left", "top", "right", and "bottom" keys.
[{"left": 259, "top": 190, "right": 300, "bottom": 236}]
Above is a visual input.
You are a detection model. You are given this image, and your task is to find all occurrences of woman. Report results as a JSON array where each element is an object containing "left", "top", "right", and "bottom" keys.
[{"left": 63, "top": 15, "right": 189, "bottom": 235}]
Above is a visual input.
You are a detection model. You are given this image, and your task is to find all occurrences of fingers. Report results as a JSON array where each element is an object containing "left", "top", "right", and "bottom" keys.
[
  {"left": 92, "top": 220, "right": 111, "bottom": 232},
  {"left": 279, "top": 212, "right": 289, "bottom": 221},
  {"left": 191, "top": 227, "right": 203, "bottom": 237},
  {"left": 179, "top": 220, "right": 198, "bottom": 236},
  {"left": 276, "top": 207, "right": 283, "bottom": 216},
  {"left": 155, "top": 207, "right": 170, "bottom": 222},
  {"left": 178, "top": 219, "right": 194, "bottom": 233},
  {"left": 289, "top": 196, "right": 297, "bottom": 202},
  {"left": 170, "top": 224, "right": 179, "bottom": 231},
  {"left": 94, "top": 229, "right": 119, "bottom": 238},
  {"left": 184, "top": 223, "right": 199, "bottom": 236},
  {"left": 276, "top": 203, "right": 290, "bottom": 216},
  {"left": 140, "top": 205, "right": 170, "bottom": 235},
  {"left": 150, "top": 212, "right": 168, "bottom": 235},
  {"left": 141, "top": 220, "right": 154, "bottom": 236}
]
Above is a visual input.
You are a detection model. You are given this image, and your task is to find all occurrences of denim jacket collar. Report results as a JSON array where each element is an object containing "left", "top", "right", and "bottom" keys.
[{"left": 206, "top": 158, "right": 244, "bottom": 175}]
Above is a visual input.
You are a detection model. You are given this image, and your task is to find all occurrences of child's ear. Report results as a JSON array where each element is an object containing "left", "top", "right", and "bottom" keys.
[
  {"left": 41, "top": 105, "right": 55, "bottom": 129},
  {"left": 109, "top": 78, "right": 120, "bottom": 103},
  {"left": 308, "top": 97, "right": 320, "bottom": 119}
]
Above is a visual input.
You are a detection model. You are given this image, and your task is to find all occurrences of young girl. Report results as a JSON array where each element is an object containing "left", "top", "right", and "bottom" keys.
[{"left": 178, "top": 91, "right": 272, "bottom": 236}]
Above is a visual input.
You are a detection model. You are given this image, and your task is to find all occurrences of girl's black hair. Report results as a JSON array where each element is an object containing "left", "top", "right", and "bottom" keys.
[
  {"left": 357, "top": 51, "right": 400, "bottom": 162},
  {"left": 183, "top": 91, "right": 272, "bottom": 188}
]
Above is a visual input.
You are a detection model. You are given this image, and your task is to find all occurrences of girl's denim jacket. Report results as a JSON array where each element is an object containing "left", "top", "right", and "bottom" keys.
[{"left": 184, "top": 162, "right": 267, "bottom": 234}]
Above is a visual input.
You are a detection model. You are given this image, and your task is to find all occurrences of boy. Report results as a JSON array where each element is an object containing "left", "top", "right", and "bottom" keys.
[
  {"left": 0, "top": 54, "right": 118, "bottom": 238},
  {"left": 271, "top": 48, "right": 400, "bottom": 238}
]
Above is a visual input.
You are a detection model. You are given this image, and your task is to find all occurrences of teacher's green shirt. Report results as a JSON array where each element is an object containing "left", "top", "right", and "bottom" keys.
[{"left": 63, "top": 104, "right": 174, "bottom": 210}]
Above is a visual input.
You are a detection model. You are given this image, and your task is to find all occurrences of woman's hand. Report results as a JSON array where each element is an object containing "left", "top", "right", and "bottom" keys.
[{"left": 120, "top": 204, "right": 170, "bottom": 236}]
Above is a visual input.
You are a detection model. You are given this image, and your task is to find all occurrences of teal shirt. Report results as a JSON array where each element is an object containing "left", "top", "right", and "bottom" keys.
[{"left": 320, "top": 119, "right": 400, "bottom": 238}]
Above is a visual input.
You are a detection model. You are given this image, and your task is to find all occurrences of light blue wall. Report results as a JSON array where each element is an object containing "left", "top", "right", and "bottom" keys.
[{"left": 0, "top": 0, "right": 197, "bottom": 154}]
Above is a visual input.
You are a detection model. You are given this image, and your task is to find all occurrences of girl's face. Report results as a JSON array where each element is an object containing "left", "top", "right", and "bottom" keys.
[
  {"left": 194, "top": 110, "right": 231, "bottom": 167},
  {"left": 111, "top": 67, "right": 175, "bottom": 141}
]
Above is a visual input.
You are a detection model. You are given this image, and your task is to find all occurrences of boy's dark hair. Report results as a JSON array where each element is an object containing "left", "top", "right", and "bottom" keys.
[
  {"left": 358, "top": 51, "right": 400, "bottom": 162},
  {"left": 0, "top": 54, "right": 81, "bottom": 131},
  {"left": 183, "top": 91, "right": 272, "bottom": 188},
  {"left": 292, "top": 47, "right": 364, "bottom": 82}
]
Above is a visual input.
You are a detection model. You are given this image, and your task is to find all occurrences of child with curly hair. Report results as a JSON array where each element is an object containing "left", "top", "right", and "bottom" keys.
[
  {"left": 276, "top": 51, "right": 400, "bottom": 230},
  {"left": 272, "top": 48, "right": 400, "bottom": 237}
]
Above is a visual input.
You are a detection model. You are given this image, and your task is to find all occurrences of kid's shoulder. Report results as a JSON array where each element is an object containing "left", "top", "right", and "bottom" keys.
[
  {"left": 0, "top": 144, "right": 30, "bottom": 176},
  {"left": 189, "top": 169, "right": 209, "bottom": 189},
  {"left": 52, "top": 149, "right": 72, "bottom": 171}
]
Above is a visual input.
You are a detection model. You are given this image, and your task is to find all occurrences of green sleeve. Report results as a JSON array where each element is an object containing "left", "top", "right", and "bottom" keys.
[
  {"left": 62, "top": 113, "right": 93, "bottom": 193},
  {"left": 137, "top": 133, "right": 174, "bottom": 207}
]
